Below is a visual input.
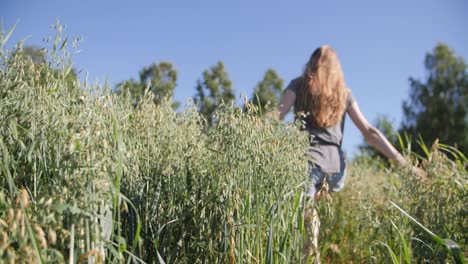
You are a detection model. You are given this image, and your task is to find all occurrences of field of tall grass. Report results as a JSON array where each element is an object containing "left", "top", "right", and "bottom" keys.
[{"left": 0, "top": 27, "right": 466, "bottom": 263}]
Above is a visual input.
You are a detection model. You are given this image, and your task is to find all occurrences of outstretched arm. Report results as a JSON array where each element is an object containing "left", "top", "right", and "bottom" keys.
[
  {"left": 278, "top": 90, "right": 296, "bottom": 120},
  {"left": 347, "top": 101, "right": 406, "bottom": 165}
]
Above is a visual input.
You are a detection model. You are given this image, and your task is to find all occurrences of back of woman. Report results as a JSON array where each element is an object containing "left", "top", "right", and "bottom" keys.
[
  {"left": 282, "top": 46, "right": 353, "bottom": 196},
  {"left": 278, "top": 45, "right": 422, "bottom": 263}
]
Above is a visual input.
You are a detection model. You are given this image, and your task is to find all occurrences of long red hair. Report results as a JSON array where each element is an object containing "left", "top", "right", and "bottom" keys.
[{"left": 296, "top": 46, "right": 347, "bottom": 128}]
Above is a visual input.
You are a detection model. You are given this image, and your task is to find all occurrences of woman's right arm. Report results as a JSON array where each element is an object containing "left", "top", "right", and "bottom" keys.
[
  {"left": 347, "top": 101, "right": 406, "bottom": 165},
  {"left": 278, "top": 90, "right": 296, "bottom": 120}
]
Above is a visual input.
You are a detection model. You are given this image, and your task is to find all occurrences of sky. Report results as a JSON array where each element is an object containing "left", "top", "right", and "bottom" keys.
[{"left": 2, "top": 0, "right": 467, "bottom": 157}]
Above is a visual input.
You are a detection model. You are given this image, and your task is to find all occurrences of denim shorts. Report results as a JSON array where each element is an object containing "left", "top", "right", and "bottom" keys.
[{"left": 305, "top": 166, "right": 347, "bottom": 197}]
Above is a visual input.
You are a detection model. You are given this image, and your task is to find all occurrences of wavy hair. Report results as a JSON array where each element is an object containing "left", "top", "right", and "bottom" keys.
[{"left": 295, "top": 46, "right": 347, "bottom": 128}]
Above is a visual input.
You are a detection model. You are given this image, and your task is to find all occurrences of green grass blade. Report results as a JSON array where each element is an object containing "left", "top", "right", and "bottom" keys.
[
  {"left": 377, "top": 241, "right": 400, "bottom": 264},
  {"left": 390, "top": 220, "right": 411, "bottom": 264},
  {"left": 119, "top": 193, "right": 141, "bottom": 252},
  {"left": 417, "top": 136, "right": 430, "bottom": 158},
  {"left": 1, "top": 22, "right": 16, "bottom": 48},
  {"left": 1, "top": 144, "right": 44, "bottom": 264},
  {"left": 391, "top": 201, "right": 442, "bottom": 244},
  {"left": 443, "top": 239, "right": 466, "bottom": 264},
  {"left": 391, "top": 201, "right": 466, "bottom": 264}
]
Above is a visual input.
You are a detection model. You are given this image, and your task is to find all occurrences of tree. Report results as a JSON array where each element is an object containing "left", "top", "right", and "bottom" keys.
[
  {"left": 18, "top": 45, "right": 80, "bottom": 95},
  {"left": 117, "top": 61, "right": 179, "bottom": 108},
  {"left": 22, "top": 45, "right": 46, "bottom": 64},
  {"left": 195, "top": 61, "right": 235, "bottom": 125},
  {"left": 115, "top": 78, "right": 143, "bottom": 102},
  {"left": 401, "top": 43, "right": 468, "bottom": 156},
  {"left": 250, "top": 69, "right": 284, "bottom": 115},
  {"left": 140, "top": 62, "right": 178, "bottom": 106}
]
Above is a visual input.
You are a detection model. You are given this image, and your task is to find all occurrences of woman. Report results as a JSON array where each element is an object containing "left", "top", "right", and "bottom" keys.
[{"left": 278, "top": 45, "right": 421, "bottom": 262}]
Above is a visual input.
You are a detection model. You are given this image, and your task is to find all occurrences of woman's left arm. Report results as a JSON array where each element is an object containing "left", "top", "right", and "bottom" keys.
[{"left": 348, "top": 101, "right": 426, "bottom": 179}]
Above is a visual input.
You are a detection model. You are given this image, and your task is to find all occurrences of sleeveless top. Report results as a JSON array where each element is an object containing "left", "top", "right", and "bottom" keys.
[{"left": 285, "top": 77, "right": 356, "bottom": 173}]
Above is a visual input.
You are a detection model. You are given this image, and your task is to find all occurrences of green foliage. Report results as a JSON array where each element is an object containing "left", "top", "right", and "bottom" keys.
[
  {"left": 195, "top": 61, "right": 235, "bottom": 126},
  {"left": 392, "top": 142, "right": 467, "bottom": 263},
  {"left": 119, "top": 99, "right": 311, "bottom": 262},
  {"left": 1, "top": 26, "right": 114, "bottom": 263},
  {"left": 116, "top": 61, "right": 180, "bottom": 109},
  {"left": 391, "top": 201, "right": 466, "bottom": 264},
  {"left": 115, "top": 78, "right": 142, "bottom": 102},
  {"left": 319, "top": 146, "right": 466, "bottom": 263},
  {"left": 402, "top": 43, "right": 468, "bottom": 156},
  {"left": 21, "top": 45, "right": 47, "bottom": 64},
  {"left": 251, "top": 69, "right": 284, "bottom": 115}
]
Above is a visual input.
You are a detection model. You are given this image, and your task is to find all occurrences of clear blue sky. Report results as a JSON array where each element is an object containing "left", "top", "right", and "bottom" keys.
[{"left": 2, "top": 0, "right": 467, "bottom": 157}]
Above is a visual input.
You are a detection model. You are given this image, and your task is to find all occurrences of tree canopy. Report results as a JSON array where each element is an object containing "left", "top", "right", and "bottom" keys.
[
  {"left": 402, "top": 43, "right": 468, "bottom": 156},
  {"left": 250, "top": 69, "right": 284, "bottom": 115},
  {"left": 116, "top": 61, "right": 179, "bottom": 108},
  {"left": 357, "top": 43, "right": 467, "bottom": 161},
  {"left": 16, "top": 45, "right": 80, "bottom": 95},
  {"left": 195, "top": 61, "right": 235, "bottom": 126}
]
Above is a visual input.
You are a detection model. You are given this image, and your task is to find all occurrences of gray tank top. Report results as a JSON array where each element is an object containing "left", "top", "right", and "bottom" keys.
[{"left": 285, "top": 77, "right": 356, "bottom": 173}]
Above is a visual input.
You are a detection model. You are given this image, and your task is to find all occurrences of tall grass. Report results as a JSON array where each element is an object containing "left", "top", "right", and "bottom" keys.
[
  {"left": 0, "top": 25, "right": 466, "bottom": 263},
  {"left": 318, "top": 143, "right": 466, "bottom": 263},
  {"left": 0, "top": 26, "right": 313, "bottom": 263}
]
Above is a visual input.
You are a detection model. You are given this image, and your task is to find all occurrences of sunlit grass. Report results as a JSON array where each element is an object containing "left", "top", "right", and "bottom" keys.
[{"left": 0, "top": 25, "right": 466, "bottom": 263}]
